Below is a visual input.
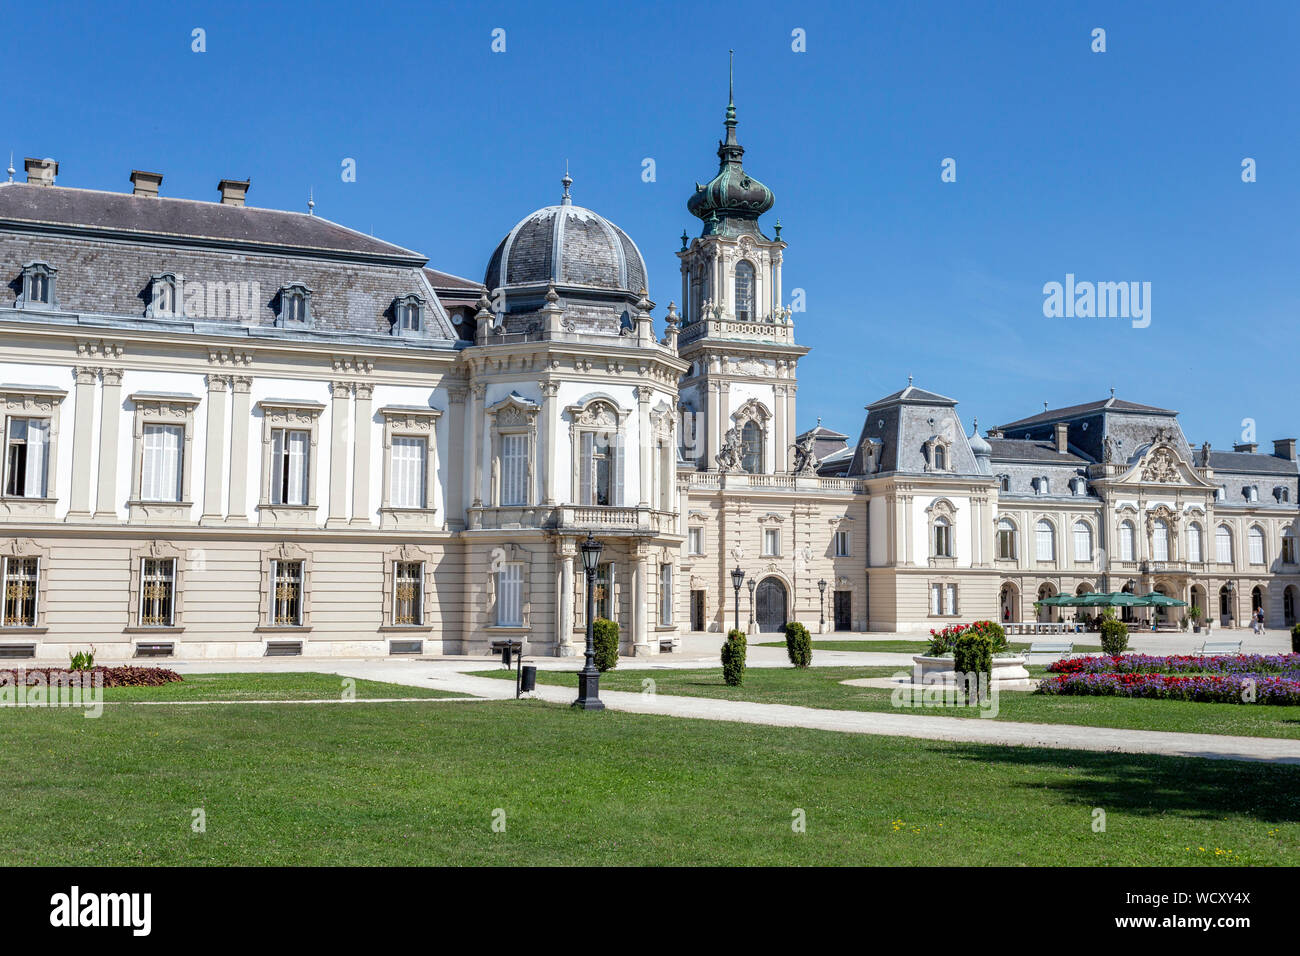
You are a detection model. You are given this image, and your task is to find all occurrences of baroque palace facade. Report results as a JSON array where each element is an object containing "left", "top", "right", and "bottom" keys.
[{"left": 2, "top": 97, "right": 1299, "bottom": 660}]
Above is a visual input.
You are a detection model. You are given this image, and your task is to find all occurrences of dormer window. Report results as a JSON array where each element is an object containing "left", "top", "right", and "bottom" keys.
[
  {"left": 998, "top": 475, "right": 1010, "bottom": 492},
  {"left": 18, "top": 261, "right": 56, "bottom": 310},
  {"left": 1214, "top": 486, "right": 1226, "bottom": 502},
  {"left": 392, "top": 294, "right": 425, "bottom": 336},
  {"left": 277, "top": 283, "right": 313, "bottom": 328},
  {"left": 1245, "top": 485, "right": 1259, "bottom": 503},
  {"left": 1275, "top": 486, "right": 1290, "bottom": 503},
  {"left": 1033, "top": 475, "right": 1050, "bottom": 495},
  {"left": 933, "top": 445, "right": 946, "bottom": 470},
  {"left": 1070, "top": 476, "right": 1087, "bottom": 496},
  {"left": 924, "top": 436, "right": 952, "bottom": 473},
  {"left": 147, "top": 272, "right": 181, "bottom": 318}
]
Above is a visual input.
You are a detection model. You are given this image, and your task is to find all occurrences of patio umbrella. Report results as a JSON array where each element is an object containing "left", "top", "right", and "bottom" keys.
[
  {"left": 1077, "top": 592, "right": 1113, "bottom": 607},
  {"left": 1140, "top": 591, "right": 1187, "bottom": 607},
  {"left": 1100, "top": 591, "right": 1144, "bottom": 607},
  {"left": 1036, "top": 594, "right": 1076, "bottom": 606}
]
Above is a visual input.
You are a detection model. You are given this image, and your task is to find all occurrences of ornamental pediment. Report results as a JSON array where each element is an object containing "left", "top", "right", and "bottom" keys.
[{"left": 1117, "top": 442, "right": 1216, "bottom": 489}]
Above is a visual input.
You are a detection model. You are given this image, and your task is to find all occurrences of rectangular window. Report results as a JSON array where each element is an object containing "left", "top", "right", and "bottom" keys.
[
  {"left": 1073, "top": 526, "right": 1091, "bottom": 562},
  {"left": 270, "top": 428, "right": 310, "bottom": 506},
  {"left": 270, "top": 560, "right": 304, "bottom": 626},
  {"left": 1216, "top": 530, "right": 1232, "bottom": 565},
  {"left": 139, "top": 558, "right": 175, "bottom": 627},
  {"left": 834, "top": 531, "right": 851, "bottom": 557},
  {"left": 763, "top": 528, "right": 780, "bottom": 556},
  {"left": 1249, "top": 532, "right": 1265, "bottom": 565},
  {"left": 497, "top": 562, "right": 523, "bottom": 626},
  {"left": 930, "top": 583, "right": 957, "bottom": 616},
  {"left": 688, "top": 527, "right": 703, "bottom": 555},
  {"left": 594, "top": 563, "right": 612, "bottom": 620},
  {"left": 580, "top": 431, "right": 621, "bottom": 506},
  {"left": 2, "top": 556, "right": 38, "bottom": 627},
  {"left": 394, "top": 561, "right": 423, "bottom": 626},
  {"left": 390, "top": 436, "right": 427, "bottom": 509},
  {"left": 4, "top": 418, "right": 50, "bottom": 498},
  {"left": 1035, "top": 526, "right": 1054, "bottom": 562},
  {"left": 946, "top": 584, "right": 958, "bottom": 616},
  {"left": 1283, "top": 536, "right": 1297, "bottom": 565},
  {"left": 997, "top": 526, "right": 1015, "bottom": 560},
  {"left": 659, "top": 564, "right": 673, "bottom": 625},
  {"left": 1188, "top": 528, "right": 1203, "bottom": 563},
  {"left": 500, "top": 434, "right": 527, "bottom": 506},
  {"left": 140, "top": 423, "right": 183, "bottom": 502}
]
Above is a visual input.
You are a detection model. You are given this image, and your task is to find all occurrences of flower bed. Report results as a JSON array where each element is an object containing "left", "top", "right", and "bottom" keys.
[
  {"left": 0, "top": 666, "right": 183, "bottom": 687},
  {"left": 1038, "top": 653, "right": 1300, "bottom": 704}
]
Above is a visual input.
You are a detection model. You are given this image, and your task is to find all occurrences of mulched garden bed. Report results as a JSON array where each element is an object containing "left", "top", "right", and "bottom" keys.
[{"left": 0, "top": 666, "right": 183, "bottom": 687}]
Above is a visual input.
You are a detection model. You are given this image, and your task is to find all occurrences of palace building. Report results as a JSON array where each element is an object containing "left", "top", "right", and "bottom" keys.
[{"left": 2, "top": 94, "right": 1298, "bottom": 660}]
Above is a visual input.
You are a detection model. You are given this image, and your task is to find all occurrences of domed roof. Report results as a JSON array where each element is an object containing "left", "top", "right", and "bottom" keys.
[
  {"left": 686, "top": 61, "right": 774, "bottom": 237},
  {"left": 484, "top": 176, "right": 647, "bottom": 296}
]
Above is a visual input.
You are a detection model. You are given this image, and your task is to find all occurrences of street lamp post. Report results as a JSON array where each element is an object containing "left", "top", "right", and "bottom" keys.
[
  {"left": 818, "top": 578, "right": 828, "bottom": 633},
  {"left": 731, "top": 566, "right": 745, "bottom": 634},
  {"left": 747, "top": 578, "right": 756, "bottom": 633},
  {"left": 573, "top": 534, "right": 605, "bottom": 711}
]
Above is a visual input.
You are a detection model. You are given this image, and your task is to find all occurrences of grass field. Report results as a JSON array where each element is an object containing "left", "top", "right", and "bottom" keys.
[
  {"left": 0, "top": 674, "right": 1295, "bottom": 865},
  {"left": 98, "top": 672, "right": 463, "bottom": 703},
  {"left": 473, "top": 665, "right": 1300, "bottom": 740},
  {"left": 753, "top": 640, "right": 1104, "bottom": 654}
]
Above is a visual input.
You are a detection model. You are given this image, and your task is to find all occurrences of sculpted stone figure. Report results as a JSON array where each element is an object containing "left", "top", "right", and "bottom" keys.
[
  {"left": 792, "top": 432, "right": 819, "bottom": 476},
  {"left": 714, "top": 426, "right": 743, "bottom": 473}
]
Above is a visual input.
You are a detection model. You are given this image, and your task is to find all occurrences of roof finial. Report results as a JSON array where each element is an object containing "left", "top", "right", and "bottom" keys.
[
  {"left": 5, "top": 152, "right": 13, "bottom": 183},
  {"left": 729, "top": 49, "right": 734, "bottom": 108},
  {"left": 1044, "top": 401, "right": 1049, "bottom": 412},
  {"left": 307, "top": 186, "right": 315, "bottom": 216},
  {"left": 1110, "top": 386, "right": 1115, "bottom": 398},
  {"left": 561, "top": 161, "right": 572, "bottom": 205},
  {"left": 973, "top": 417, "right": 979, "bottom": 433},
  {"left": 907, "top": 373, "right": 913, "bottom": 386}
]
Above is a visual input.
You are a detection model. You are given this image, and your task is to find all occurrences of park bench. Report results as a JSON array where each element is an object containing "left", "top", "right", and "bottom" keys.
[
  {"left": 1199, "top": 640, "right": 1242, "bottom": 656},
  {"left": 490, "top": 639, "right": 523, "bottom": 666},
  {"left": 1024, "top": 640, "right": 1074, "bottom": 658}
]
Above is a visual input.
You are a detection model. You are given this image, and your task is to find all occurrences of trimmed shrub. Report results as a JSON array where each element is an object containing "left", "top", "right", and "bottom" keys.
[
  {"left": 592, "top": 618, "right": 620, "bottom": 672},
  {"left": 1292, "top": 623, "right": 1300, "bottom": 654},
  {"left": 784, "top": 621, "right": 812, "bottom": 668},
  {"left": 952, "top": 632, "right": 994, "bottom": 703},
  {"left": 1100, "top": 618, "right": 1129, "bottom": 657},
  {"left": 721, "top": 628, "right": 747, "bottom": 686}
]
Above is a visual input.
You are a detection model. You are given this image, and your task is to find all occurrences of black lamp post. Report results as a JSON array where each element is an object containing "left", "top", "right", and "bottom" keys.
[
  {"left": 747, "top": 578, "right": 756, "bottom": 632},
  {"left": 573, "top": 534, "right": 605, "bottom": 711},
  {"left": 818, "top": 578, "right": 828, "bottom": 632},
  {"left": 730, "top": 566, "right": 745, "bottom": 634}
]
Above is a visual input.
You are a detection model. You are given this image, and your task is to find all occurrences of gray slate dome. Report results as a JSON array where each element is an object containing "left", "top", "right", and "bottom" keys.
[{"left": 485, "top": 178, "right": 647, "bottom": 296}]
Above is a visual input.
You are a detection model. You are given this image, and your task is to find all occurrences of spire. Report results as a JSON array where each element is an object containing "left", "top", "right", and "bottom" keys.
[
  {"left": 720, "top": 49, "right": 741, "bottom": 160},
  {"left": 307, "top": 186, "right": 315, "bottom": 216},
  {"left": 5, "top": 152, "right": 12, "bottom": 183},
  {"left": 561, "top": 161, "right": 572, "bottom": 205}
]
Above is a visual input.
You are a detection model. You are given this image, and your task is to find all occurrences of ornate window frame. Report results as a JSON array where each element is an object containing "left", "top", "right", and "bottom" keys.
[
  {"left": 1247, "top": 523, "right": 1267, "bottom": 566},
  {"left": 255, "top": 398, "right": 325, "bottom": 527},
  {"left": 1072, "top": 518, "right": 1095, "bottom": 565},
  {"left": 686, "top": 512, "right": 707, "bottom": 556},
  {"left": 758, "top": 513, "right": 785, "bottom": 557},
  {"left": 127, "top": 392, "right": 201, "bottom": 524},
  {"left": 381, "top": 543, "right": 436, "bottom": 631},
  {"left": 378, "top": 404, "right": 441, "bottom": 529},
  {"left": 487, "top": 542, "right": 533, "bottom": 633},
  {"left": 125, "top": 539, "right": 187, "bottom": 632},
  {"left": 276, "top": 282, "right": 314, "bottom": 328},
  {"left": 1145, "top": 505, "right": 1179, "bottom": 562},
  {"left": 926, "top": 497, "right": 957, "bottom": 566},
  {"left": 487, "top": 393, "right": 538, "bottom": 509},
  {"left": 732, "top": 258, "right": 757, "bottom": 321},
  {"left": 146, "top": 272, "right": 183, "bottom": 318},
  {"left": 391, "top": 293, "right": 426, "bottom": 338},
  {"left": 731, "top": 398, "right": 771, "bottom": 475},
  {"left": 258, "top": 541, "right": 313, "bottom": 631},
  {"left": 17, "top": 261, "right": 57, "bottom": 310},
  {"left": 567, "top": 395, "right": 630, "bottom": 507},
  {"left": 0, "top": 384, "right": 66, "bottom": 520},
  {"left": 927, "top": 576, "right": 961, "bottom": 618},
  {"left": 0, "top": 537, "right": 50, "bottom": 631},
  {"left": 1034, "top": 516, "right": 1058, "bottom": 564},
  {"left": 923, "top": 435, "right": 953, "bottom": 473}
]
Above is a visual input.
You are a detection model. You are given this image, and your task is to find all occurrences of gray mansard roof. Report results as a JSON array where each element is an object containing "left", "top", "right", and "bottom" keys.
[{"left": 845, "top": 383, "right": 979, "bottom": 476}]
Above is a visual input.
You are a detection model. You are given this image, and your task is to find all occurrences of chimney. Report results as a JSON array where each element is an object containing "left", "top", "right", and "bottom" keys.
[
  {"left": 217, "top": 178, "right": 250, "bottom": 206},
  {"left": 1233, "top": 442, "right": 1258, "bottom": 454},
  {"left": 1273, "top": 438, "right": 1297, "bottom": 461},
  {"left": 1054, "top": 422, "right": 1069, "bottom": 454},
  {"left": 130, "top": 170, "right": 163, "bottom": 198},
  {"left": 24, "top": 157, "right": 58, "bottom": 186}
]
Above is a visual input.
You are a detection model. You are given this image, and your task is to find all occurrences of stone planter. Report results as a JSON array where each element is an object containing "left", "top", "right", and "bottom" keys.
[{"left": 911, "top": 654, "right": 1034, "bottom": 691}]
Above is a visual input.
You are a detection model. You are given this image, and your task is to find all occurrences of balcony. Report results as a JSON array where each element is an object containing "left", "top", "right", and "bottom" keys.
[
  {"left": 683, "top": 472, "right": 866, "bottom": 494},
  {"left": 468, "top": 504, "right": 679, "bottom": 536}
]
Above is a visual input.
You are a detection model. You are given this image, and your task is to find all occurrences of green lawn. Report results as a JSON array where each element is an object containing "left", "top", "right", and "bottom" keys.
[
  {"left": 754, "top": 640, "right": 1103, "bottom": 653},
  {"left": 473, "top": 666, "right": 1300, "bottom": 740},
  {"left": 101, "top": 672, "right": 464, "bottom": 703},
  {"left": 0, "top": 689, "right": 1295, "bottom": 865}
]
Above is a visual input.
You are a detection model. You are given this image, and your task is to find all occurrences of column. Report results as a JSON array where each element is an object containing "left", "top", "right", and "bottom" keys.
[
  {"left": 557, "top": 541, "right": 575, "bottom": 657},
  {"left": 66, "top": 366, "right": 97, "bottom": 521},
  {"left": 540, "top": 381, "right": 559, "bottom": 505},
  {"left": 199, "top": 374, "right": 228, "bottom": 524},
  {"left": 93, "top": 367, "right": 124, "bottom": 521},
  {"left": 445, "top": 385, "right": 467, "bottom": 530},
  {"left": 632, "top": 545, "right": 650, "bottom": 656},
  {"left": 469, "top": 384, "right": 485, "bottom": 508},
  {"left": 350, "top": 382, "right": 374, "bottom": 526},
  {"left": 327, "top": 380, "right": 351, "bottom": 526},
  {"left": 226, "top": 375, "right": 252, "bottom": 524},
  {"left": 785, "top": 383, "right": 797, "bottom": 472},
  {"left": 706, "top": 380, "right": 721, "bottom": 468},
  {"left": 773, "top": 384, "right": 787, "bottom": 475},
  {"left": 636, "top": 386, "right": 651, "bottom": 508}
]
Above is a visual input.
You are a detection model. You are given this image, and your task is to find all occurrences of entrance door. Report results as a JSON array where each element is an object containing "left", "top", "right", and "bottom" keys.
[
  {"left": 833, "top": 591, "right": 851, "bottom": 631},
  {"left": 755, "top": 577, "right": 788, "bottom": 633},
  {"left": 690, "top": 590, "right": 706, "bottom": 632}
]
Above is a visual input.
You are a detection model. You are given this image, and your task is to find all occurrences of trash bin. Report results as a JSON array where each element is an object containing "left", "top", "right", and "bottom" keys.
[
  {"left": 500, "top": 644, "right": 512, "bottom": 668},
  {"left": 520, "top": 665, "right": 537, "bottom": 693}
]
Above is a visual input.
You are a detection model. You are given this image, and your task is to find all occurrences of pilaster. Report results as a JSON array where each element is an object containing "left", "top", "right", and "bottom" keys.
[
  {"left": 92, "top": 366, "right": 125, "bottom": 521},
  {"left": 65, "top": 366, "right": 97, "bottom": 521},
  {"left": 326, "top": 380, "right": 351, "bottom": 527},
  {"left": 349, "top": 381, "right": 374, "bottom": 527},
  {"left": 225, "top": 375, "right": 252, "bottom": 524},
  {"left": 199, "top": 374, "right": 229, "bottom": 525}
]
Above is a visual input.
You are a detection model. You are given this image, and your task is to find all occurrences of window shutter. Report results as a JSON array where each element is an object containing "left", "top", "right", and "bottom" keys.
[
  {"left": 287, "top": 430, "right": 309, "bottom": 506},
  {"left": 270, "top": 429, "right": 285, "bottom": 504},
  {"left": 25, "top": 419, "right": 48, "bottom": 497},
  {"left": 580, "top": 432, "right": 593, "bottom": 505}
]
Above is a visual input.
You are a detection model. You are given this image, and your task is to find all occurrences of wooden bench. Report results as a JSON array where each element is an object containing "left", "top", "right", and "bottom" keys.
[
  {"left": 1025, "top": 640, "right": 1074, "bottom": 658},
  {"left": 490, "top": 639, "right": 523, "bottom": 666},
  {"left": 1199, "top": 640, "right": 1242, "bottom": 656}
]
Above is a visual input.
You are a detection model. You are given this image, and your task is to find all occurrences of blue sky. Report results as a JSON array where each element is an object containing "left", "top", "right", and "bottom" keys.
[{"left": 16, "top": 0, "right": 1300, "bottom": 447}]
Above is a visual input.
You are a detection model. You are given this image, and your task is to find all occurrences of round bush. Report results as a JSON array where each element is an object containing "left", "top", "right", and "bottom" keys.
[
  {"left": 784, "top": 621, "right": 812, "bottom": 668},
  {"left": 952, "top": 632, "right": 994, "bottom": 703},
  {"left": 721, "top": 628, "right": 747, "bottom": 686},
  {"left": 1100, "top": 618, "right": 1129, "bottom": 657},
  {"left": 592, "top": 618, "right": 620, "bottom": 672}
]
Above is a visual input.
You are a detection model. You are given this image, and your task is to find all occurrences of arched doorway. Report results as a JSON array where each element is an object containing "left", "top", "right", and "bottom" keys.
[
  {"left": 1219, "top": 585, "right": 1233, "bottom": 626},
  {"left": 1252, "top": 586, "right": 1265, "bottom": 628},
  {"left": 1121, "top": 580, "right": 1136, "bottom": 623},
  {"left": 755, "top": 577, "right": 788, "bottom": 633},
  {"left": 1286, "top": 586, "right": 1298, "bottom": 627},
  {"left": 1189, "top": 584, "right": 1206, "bottom": 627},
  {"left": 1153, "top": 582, "right": 1171, "bottom": 623},
  {"left": 999, "top": 583, "right": 1019, "bottom": 624},
  {"left": 1036, "top": 584, "right": 1056, "bottom": 623}
]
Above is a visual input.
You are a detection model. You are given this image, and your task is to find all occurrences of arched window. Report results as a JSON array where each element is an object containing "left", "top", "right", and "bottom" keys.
[
  {"left": 1248, "top": 525, "right": 1266, "bottom": 565},
  {"left": 740, "top": 420, "right": 763, "bottom": 474},
  {"left": 1152, "top": 518, "right": 1170, "bottom": 561},
  {"left": 998, "top": 475, "right": 1010, "bottom": 492},
  {"left": 996, "top": 518, "right": 1016, "bottom": 559},
  {"left": 933, "top": 445, "right": 947, "bottom": 470},
  {"left": 1035, "top": 519, "right": 1055, "bottom": 562},
  {"left": 1215, "top": 525, "right": 1233, "bottom": 564},
  {"left": 933, "top": 516, "right": 952, "bottom": 557},
  {"left": 1283, "top": 528, "right": 1297, "bottom": 565},
  {"left": 734, "top": 260, "right": 755, "bottom": 321},
  {"left": 1119, "top": 520, "right": 1135, "bottom": 561},
  {"left": 1187, "top": 522, "right": 1203, "bottom": 563},
  {"left": 1072, "top": 521, "right": 1092, "bottom": 562}
]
